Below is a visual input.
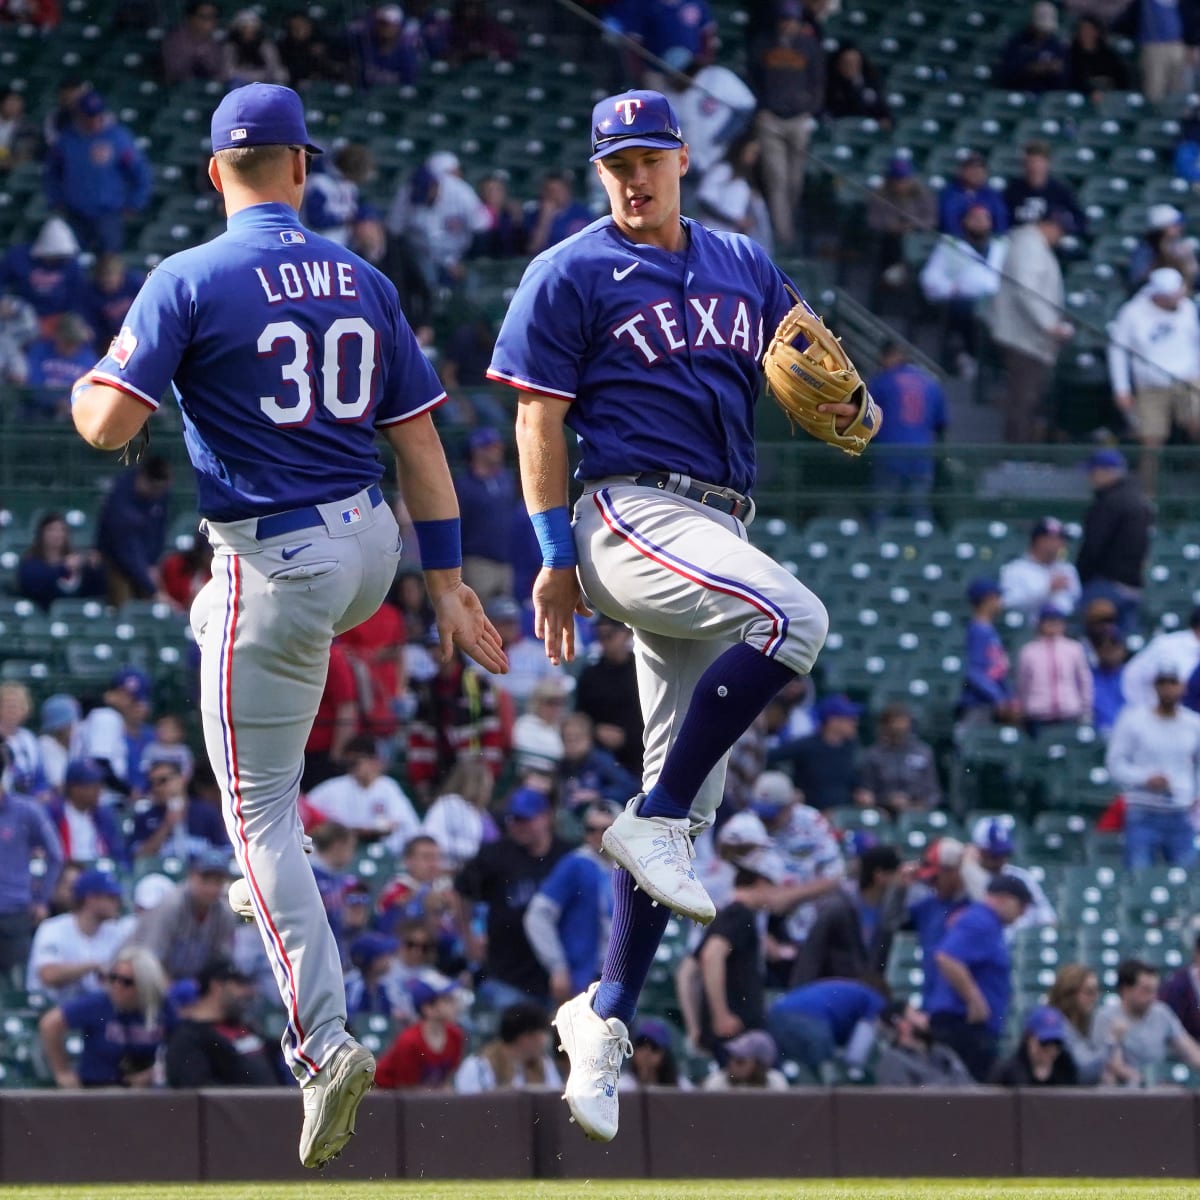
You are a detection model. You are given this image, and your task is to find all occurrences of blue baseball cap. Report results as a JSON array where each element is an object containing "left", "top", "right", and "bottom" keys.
[
  {"left": 1024, "top": 1005, "right": 1067, "bottom": 1043},
  {"left": 507, "top": 787, "right": 551, "bottom": 820},
  {"left": 190, "top": 847, "right": 236, "bottom": 876},
  {"left": 967, "top": 577, "right": 1001, "bottom": 606},
  {"left": 40, "top": 693, "right": 80, "bottom": 733},
  {"left": 78, "top": 90, "right": 106, "bottom": 116},
  {"left": 210, "top": 83, "right": 323, "bottom": 155},
  {"left": 816, "top": 694, "right": 861, "bottom": 723},
  {"left": 349, "top": 932, "right": 398, "bottom": 969},
  {"left": 468, "top": 426, "right": 503, "bottom": 451},
  {"left": 64, "top": 758, "right": 105, "bottom": 787},
  {"left": 1086, "top": 448, "right": 1127, "bottom": 471},
  {"left": 590, "top": 90, "right": 685, "bottom": 162},
  {"left": 633, "top": 1017, "right": 673, "bottom": 1049},
  {"left": 73, "top": 868, "right": 122, "bottom": 901},
  {"left": 972, "top": 816, "right": 1015, "bottom": 856},
  {"left": 408, "top": 976, "right": 457, "bottom": 1013},
  {"left": 111, "top": 666, "right": 151, "bottom": 704}
]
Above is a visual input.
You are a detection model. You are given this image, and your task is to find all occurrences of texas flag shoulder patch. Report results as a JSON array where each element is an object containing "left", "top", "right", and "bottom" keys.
[{"left": 110, "top": 326, "right": 139, "bottom": 369}]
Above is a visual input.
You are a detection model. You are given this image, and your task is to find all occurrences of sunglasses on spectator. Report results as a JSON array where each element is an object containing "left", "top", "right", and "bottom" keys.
[
  {"left": 106, "top": 972, "right": 136, "bottom": 986},
  {"left": 404, "top": 939, "right": 433, "bottom": 951}
]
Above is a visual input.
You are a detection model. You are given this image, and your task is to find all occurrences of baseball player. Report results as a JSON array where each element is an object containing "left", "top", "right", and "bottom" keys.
[
  {"left": 487, "top": 89, "right": 865, "bottom": 1141},
  {"left": 70, "top": 83, "right": 507, "bottom": 1168}
]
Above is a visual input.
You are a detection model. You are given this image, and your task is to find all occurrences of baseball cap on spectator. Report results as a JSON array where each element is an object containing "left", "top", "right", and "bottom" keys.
[
  {"left": 426, "top": 151, "right": 461, "bottom": 176},
  {"left": 816, "top": 694, "right": 861, "bottom": 723},
  {"left": 197, "top": 959, "right": 253, "bottom": 991},
  {"left": 843, "top": 829, "right": 878, "bottom": 859},
  {"left": 343, "top": 880, "right": 373, "bottom": 907},
  {"left": 40, "top": 693, "right": 80, "bottom": 733},
  {"left": 350, "top": 932, "right": 398, "bottom": 970},
  {"left": 724, "top": 1029, "right": 778, "bottom": 1067},
  {"left": 210, "top": 82, "right": 323, "bottom": 155},
  {"left": 168, "top": 978, "right": 201, "bottom": 1009},
  {"left": 111, "top": 666, "right": 152, "bottom": 704},
  {"left": 987, "top": 873, "right": 1034, "bottom": 905},
  {"left": 408, "top": 977, "right": 457, "bottom": 1013},
  {"left": 133, "top": 872, "right": 176, "bottom": 912},
  {"left": 1031, "top": 0, "right": 1058, "bottom": 32},
  {"left": 967, "top": 577, "right": 1001, "bottom": 605},
  {"left": 73, "top": 868, "right": 122, "bottom": 901},
  {"left": 734, "top": 847, "right": 788, "bottom": 883},
  {"left": 1148, "top": 266, "right": 1186, "bottom": 297},
  {"left": 1031, "top": 516, "right": 1065, "bottom": 541},
  {"left": 749, "top": 770, "right": 794, "bottom": 815},
  {"left": 1154, "top": 663, "right": 1183, "bottom": 682},
  {"left": 633, "top": 1018, "right": 673, "bottom": 1049},
  {"left": 1038, "top": 603, "right": 1067, "bottom": 624},
  {"left": 886, "top": 155, "right": 914, "bottom": 179},
  {"left": 64, "top": 758, "right": 105, "bottom": 787},
  {"left": 590, "top": 90, "right": 685, "bottom": 162},
  {"left": 1025, "top": 1005, "right": 1067, "bottom": 1043},
  {"left": 78, "top": 90, "right": 107, "bottom": 116},
  {"left": 918, "top": 836, "right": 965, "bottom": 881},
  {"left": 1085, "top": 448, "right": 1126, "bottom": 471},
  {"left": 717, "top": 810, "right": 774, "bottom": 851},
  {"left": 972, "top": 816, "right": 1015, "bottom": 856},
  {"left": 507, "top": 787, "right": 551, "bottom": 820},
  {"left": 468, "top": 426, "right": 502, "bottom": 451},
  {"left": 1148, "top": 203, "right": 1184, "bottom": 231},
  {"left": 190, "top": 847, "right": 235, "bottom": 877}
]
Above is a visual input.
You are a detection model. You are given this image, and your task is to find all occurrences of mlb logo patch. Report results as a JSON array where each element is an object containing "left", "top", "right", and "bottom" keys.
[
  {"left": 341, "top": 506, "right": 362, "bottom": 526},
  {"left": 110, "top": 326, "right": 138, "bottom": 369},
  {"left": 230, "top": 128, "right": 248, "bottom": 141},
  {"left": 280, "top": 230, "right": 306, "bottom": 245}
]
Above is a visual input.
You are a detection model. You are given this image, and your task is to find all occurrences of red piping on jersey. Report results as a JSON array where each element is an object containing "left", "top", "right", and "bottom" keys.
[{"left": 86, "top": 371, "right": 159, "bottom": 410}]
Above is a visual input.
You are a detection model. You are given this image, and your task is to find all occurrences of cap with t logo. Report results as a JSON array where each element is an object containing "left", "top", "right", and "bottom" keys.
[
  {"left": 210, "top": 83, "right": 324, "bottom": 155},
  {"left": 590, "top": 90, "right": 685, "bottom": 162}
]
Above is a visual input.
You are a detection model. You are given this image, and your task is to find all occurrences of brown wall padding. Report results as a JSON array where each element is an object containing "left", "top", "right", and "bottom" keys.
[
  {"left": 833, "top": 1089, "right": 1019, "bottom": 1177},
  {"left": 645, "top": 1091, "right": 837, "bottom": 1177},
  {"left": 1019, "top": 1090, "right": 1197, "bottom": 1178},
  {"left": 3, "top": 1088, "right": 1200, "bottom": 1182}
]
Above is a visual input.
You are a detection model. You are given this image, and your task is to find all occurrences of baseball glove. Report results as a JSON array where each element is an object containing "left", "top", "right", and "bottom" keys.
[{"left": 763, "top": 302, "right": 881, "bottom": 457}]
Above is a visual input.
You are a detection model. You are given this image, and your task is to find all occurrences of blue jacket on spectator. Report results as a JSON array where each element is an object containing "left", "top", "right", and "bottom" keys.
[
  {"left": 129, "top": 801, "right": 228, "bottom": 861},
  {"left": 45, "top": 797, "right": 129, "bottom": 867},
  {"left": 15, "top": 554, "right": 106, "bottom": 611},
  {"left": 960, "top": 619, "right": 1012, "bottom": 710},
  {"left": 0, "top": 243, "right": 84, "bottom": 319},
  {"left": 23, "top": 335, "right": 95, "bottom": 416},
  {"left": 45, "top": 119, "right": 152, "bottom": 219},
  {"left": 60, "top": 990, "right": 166, "bottom": 1085},
  {"left": 769, "top": 978, "right": 887, "bottom": 1045},
  {"left": 908, "top": 890, "right": 971, "bottom": 1004},
  {"left": 866, "top": 362, "right": 947, "bottom": 480},
  {"left": 925, "top": 900, "right": 1012, "bottom": 1037},
  {"left": 938, "top": 183, "right": 1009, "bottom": 237},
  {"left": 82, "top": 267, "right": 145, "bottom": 352},
  {"left": 561, "top": 747, "right": 640, "bottom": 809},
  {"left": 95, "top": 466, "right": 170, "bottom": 599},
  {"left": 454, "top": 465, "right": 516, "bottom": 563},
  {"left": 0, "top": 788, "right": 63, "bottom": 914},
  {"left": 527, "top": 846, "right": 613, "bottom": 994}
]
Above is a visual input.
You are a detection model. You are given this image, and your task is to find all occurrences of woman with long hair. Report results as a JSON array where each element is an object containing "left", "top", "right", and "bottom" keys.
[
  {"left": 1047, "top": 962, "right": 1133, "bottom": 1085},
  {"left": 420, "top": 757, "right": 499, "bottom": 871},
  {"left": 17, "top": 511, "right": 106, "bottom": 610}
]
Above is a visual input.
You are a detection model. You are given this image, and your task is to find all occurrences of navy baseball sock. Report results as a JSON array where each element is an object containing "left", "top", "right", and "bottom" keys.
[
  {"left": 592, "top": 866, "right": 671, "bottom": 1026},
  {"left": 639, "top": 642, "right": 798, "bottom": 821}
]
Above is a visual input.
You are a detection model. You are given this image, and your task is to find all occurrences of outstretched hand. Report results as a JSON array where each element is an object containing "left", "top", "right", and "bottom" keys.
[
  {"left": 533, "top": 566, "right": 593, "bottom": 666},
  {"left": 432, "top": 582, "right": 509, "bottom": 674}
]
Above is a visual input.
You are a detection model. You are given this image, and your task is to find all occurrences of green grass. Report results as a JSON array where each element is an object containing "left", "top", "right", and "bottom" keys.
[{"left": 5, "top": 1182, "right": 1200, "bottom": 1200}]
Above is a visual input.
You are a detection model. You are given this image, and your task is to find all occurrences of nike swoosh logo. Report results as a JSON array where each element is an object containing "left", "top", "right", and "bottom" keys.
[
  {"left": 612, "top": 263, "right": 639, "bottom": 281},
  {"left": 281, "top": 543, "right": 312, "bottom": 560}
]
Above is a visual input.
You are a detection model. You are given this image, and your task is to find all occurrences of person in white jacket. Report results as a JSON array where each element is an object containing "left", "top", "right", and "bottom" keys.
[
  {"left": 920, "top": 204, "right": 1008, "bottom": 378},
  {"left": 1121, "top": 608, "right": 1200, "bottom": 710},
  {"left": 1000, "top": 515, "right": 1082, "bottom": 625},
  {"left": 987, "top": 211, "right": 1075, "bottom": 442},
  {"left": 1107, "top": 267, "right": 1200, "bottom": 495}
]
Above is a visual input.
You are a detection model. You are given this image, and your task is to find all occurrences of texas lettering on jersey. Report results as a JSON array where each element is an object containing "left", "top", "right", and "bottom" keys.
[{"left": 611, "top": 296, "right": 765, "bottom": 365}]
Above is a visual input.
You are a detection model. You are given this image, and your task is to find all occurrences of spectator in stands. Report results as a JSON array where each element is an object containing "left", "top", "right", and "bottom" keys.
[
  {"left": 695, "top": 130, "right": 774, "bottom": 251},
  {"left": 767, "top": 978, "right": 888, "bottom": 1080},
  {"left": 76, "top": 667, "right": 154, "bottom": 801},
  {"left": 454, "top": 786, "right": 569, "bottom": 1009},
  {"left": 37, "top": 694, "right": 80, "bottom": 793},
  {"left": 160, "top": 533, "right": 213, "bottom": 613},
  {"left": 937, "top": 153, "right": 1008, "bottom": 237},
  {"left": 306, "top": 734, "right": 421, "bottom": 854},
  {"left": 39, "top": 945, "right": 167, "bottom": 1088},
  {"left": 612, "top": 0, "right": 717, "bottom": 89},
  {"left": 926, "top": 874, "right": 1032, "bottom": 1081},
  {"left": 375, "top": 978, "right": 465, "bottom": 1088},
  {"left": 16, "top": 511, "right": 105, "bottom": 611},
  {"left": 421, "top": 758, "right": 499, "bottom": 870},
  {"left": 0, "top": 89, "right": 39, "bottom": 171},
  {"left": 867, "top": 156, "right": 936, "bottom": 297},
  {"left": 701, "top": 1029, "right": 787, "bottom": 1090},
  {"left": 453, "top": 426, "right": 517, "bottom": 602},
  {"left": 0, "top": 217, "right": 82, "bottom": 321},
  {"left": 1108, "top": 267, "right": 1200, "bottom": 497},
  {"left": 303, "top": 143, "right": 373, "bottom": 246},
  {"left": 129, "top": 759, "right": 225, "bottom": 862},
  {"left": 621, "top": 1018, "right": 687, "bottom": 1090},
  {"left": 860, "top": 702, "right": 941, "bottom": 814},
  {"left": 95, "top": 455, "right": 171, "bottom": 606},
  {"left": 344, "top": 931, "right": 412, "bottom": 1023},
  {"left": 302, "top": 642, "right": 360, "bottom": 791},
  {"left": 1106, "top": 665, "right": 1200, "bottom": 868},
  {"left": 377, "top": 836, "right": 457, "bottom": 951},
  {"left": 512, "top": 676, "right": 570, "bottom": 777},
  {"left": 991, "top": 1005, "right": 1080, "bottom": 1087},
  {"left": 0, "top": 681, "right": 48, "bottom": 796},
  {"left": 1091, "top": 624, "right": 1130, "bottom": 734},
  {"left": 825, "top": 42, "right": 891, "bottom": 123},
  {"left": 165, "top": 959, "right": 282, "bottom": 1086},
  {"left": 524, "top": 801, "right": 618, "bottom": 1005},
  {"left": 0, "top": 291, "right": 36, "bottom": 386},
  {"left": 1125, "top": 614, "right": 1200, "bottom": 716},
  {"left": 988, "top": 208, "right": 1075, "bottom": 443},
  {"left": 221, "top": 8, "right": 288, "bottom": 84},
  {"left": 921, "top": 204, "right": 1008, "bottom": 379},
  {"left": 1093, "top": 958, "right": 1200, "bottom": 1083},
  {"left": 1007, "top": 142, "right": 1085, "bottom": 234},
  {"left": 0, "top": 749, "right": 62, "bottom": 977},
  {"left": 81, "top": 253, "right": 144, "bottom": 354},
  {"left": 1129, "top": 205, "right": 1198, "bottom": 292},
  {"left": 447, "top": 0, "right": 517, "bottom": 64},
  {"left": 1160, "top": 930, "right": 1200, "bottom": 1041},
  {"left": 454, "top": 1001, "right": 561, "bottom": 1092},
  {"left": 473, "top": 174, "right": 525, "bottom": 258},
  {"left": 559, "top": 712, "right": 639, "bottom": 811},
  {"left": 473, "top": 595, "right": 563, "bottom": 706},
  {"left": 768, "top": 694, "right": 871, "bottom": 811},
  {"left": 1076, "top": 448, "right": 1152, "bottom": 635},
  {"left": 162, "top": 0, "right": 223, "bottom": 83},
  {"left": 138, "top": 715, "right": 195, "bottom": 786},
  {"left": 522, "top": 172, "right": 593, "bottom": 258},
  {"left": 126, "top": 848, "right": 237, "bottom": 979},
  {"left": 1127, "top": 0, "right": 1200, "bottom": 103},
  {"left": 1000, "top": 516, "right": 1082, "bottom": 626},
  {"left": 574, "top": 616, "right": 643, "bottom": 778},
  {"left": 1016, "top": 606, "right": 1094, "bottom": 732},
  {"left": 1067, "top": 15, "right": 1132, "bottom": 96},
  {"left": 958, "top": 578, "right": 1021, "bottom": 728},
  {"left": 998, "top": 1, "right": 1071, "bottom": 91},
  {"left": 864, "top": 342, "right": 947, "bottom": 520},
  {"left": 299, "top": 821, "right": 357, "bottom": 948},
  {"left": 20, "top": 313, "right": 96, "bottom": 420},
  {"left": 874, "top": 1000, "right": 974, "bottom": 1087},
  {"left": 904, "top": 838, "right": 971, "bottom": 1007},
  {"left": 337, "top": 591, "right": 407, "bottom": 748},
  {"left": 44, "top": 90, "right": 151, "bottom": 254},
  {"left": 357, "top": 4, "right": 422, "bottom": 87},
  {"left": 1048, "top": 963, "right": 1129, "bottom": 1085},
  {"left": 47, "top": 759, "right": 127, "bottom": 865},
  {"left": 27, "top": 867, "right": 126, "bottom": 1003},
  {"left": 747, "top": 0, "right": 825, "bottom": 253},
  {"left": 962, "top": 816, "right": 1058, "bottom": 928}
]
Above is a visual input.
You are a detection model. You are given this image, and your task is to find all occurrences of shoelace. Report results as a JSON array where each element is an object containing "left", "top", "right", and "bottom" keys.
[
  {"left": 596, "top": 1025, "right": 633, "bottom": 1092},
  {"left": 655, "top": 822, "right": 697, "bottom": 872}
]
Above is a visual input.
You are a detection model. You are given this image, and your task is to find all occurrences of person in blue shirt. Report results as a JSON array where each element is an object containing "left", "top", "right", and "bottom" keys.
[
  {"left": 866, "top": 341, "right": 947, "bottom": 522},
  {"left": 81, "top": 253, "right": 145, "bottom": 354},
  {"left": 560, "top": 712, "right": 641, "bottom": 810},
  {"left": 1092, "top": 624, "right": 1130, "bottom": 734},
  {"left": 39, "top": 945, "right": 169, "bottom": 1088},
  {"left": 0, "top": 217, "right": 85, "bottom": 320},
  {"left": 766, "top": 978, "right": 887, "bottom": 1078},
  {"left": 523, "top": 173, "right": 596, "bottom": 257},
  {"left": 937, "top": 153, "right": 1009, "bottom": 236},
  {"left": 925, "top": 873, "right": 1032, "bottom": 1081},
  {"left": 94, "top": 456, "right": 172, "bottom": 606},
  {"left": 454, "top": 426, "right": 518, "bottom": 602},
  {"left": 523, "top": 802, "right": 618, "bottom": 1004},
  {"left": 958, "top": 578, "right": 1020, "bottom": 725},
  {"left": 129, "top": 759, "right": 229, "bottom": 862},
  {"left": 21, "top": 314, "right": 96, "bottom": 420},
  {"left": 904, "top": 836, "right": 970, "bottom": 1006}
]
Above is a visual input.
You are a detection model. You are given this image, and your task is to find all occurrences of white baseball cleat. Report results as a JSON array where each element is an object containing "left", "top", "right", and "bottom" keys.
[
  {"left": 554, "top": 983, "right": 632, "bottom": 1143},
  {"left": 601, "top": 795, "right": 716, "bottom": 924},
  {"left": 299, "top": 1038, "right": 376, "bottom": 1169},
  {"left": 227, "top": 876, "right": 255, "bottom": 921}
]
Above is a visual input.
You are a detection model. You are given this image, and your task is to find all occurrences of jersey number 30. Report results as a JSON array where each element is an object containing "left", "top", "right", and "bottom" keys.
[{"left": 258, "top": 317, "right": 377, "bottom": 425}]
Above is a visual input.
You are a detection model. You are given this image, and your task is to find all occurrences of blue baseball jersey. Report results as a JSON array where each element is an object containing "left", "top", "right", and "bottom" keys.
[
  {"left": 88, "top": 202, "right": 445, "bottom": 521},
  {"left": 487, "top": 216, "right": 797, "bottom": 496}
]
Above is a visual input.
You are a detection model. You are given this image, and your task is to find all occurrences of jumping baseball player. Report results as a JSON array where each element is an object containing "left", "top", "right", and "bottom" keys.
[
  {"left": 70, "top": 83, "right": 507, "bottom": 1168},
  {"left": 487, "top": 90, "right": 878, "bottom": 1141}
]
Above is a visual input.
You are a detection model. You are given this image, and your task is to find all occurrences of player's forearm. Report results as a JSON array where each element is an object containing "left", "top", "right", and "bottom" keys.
[
  {"left": 387, "top": 415, "right": 461, "bottom": 524},
  {"left": 515, "top": 397, "right": 570, "bottom": 515}
]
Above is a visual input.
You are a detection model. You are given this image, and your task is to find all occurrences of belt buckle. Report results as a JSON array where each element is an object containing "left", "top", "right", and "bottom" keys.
[{"left": 698, "top": 489, "right": 723, "bottom": 511}]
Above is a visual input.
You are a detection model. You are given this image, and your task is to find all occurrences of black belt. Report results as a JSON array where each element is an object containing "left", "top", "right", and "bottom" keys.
[
  {"left": 634, "top": 472, "right": 752, "bottom": 521},
  {"left": 255, "top": 484, "right": 384, "bottom": 540}
]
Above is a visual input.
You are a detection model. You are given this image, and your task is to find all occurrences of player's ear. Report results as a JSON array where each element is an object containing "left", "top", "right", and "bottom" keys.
[
  {"left": 679, "top": 144, "right": 690, "bottom": 178},
  {"left": 207, "top": 156, "right": 224, "bottom": 195}
]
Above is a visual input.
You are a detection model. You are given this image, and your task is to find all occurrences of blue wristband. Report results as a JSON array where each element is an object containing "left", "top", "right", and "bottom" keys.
[
  {"left": 412, "top": 518, "right": 462, "bottom": 570},
  {"left": 530, "top": 506, "right": 577, "bottom": 569},
  {"left": 70, "top": 378, "right": 91, "bottom": 409}
]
